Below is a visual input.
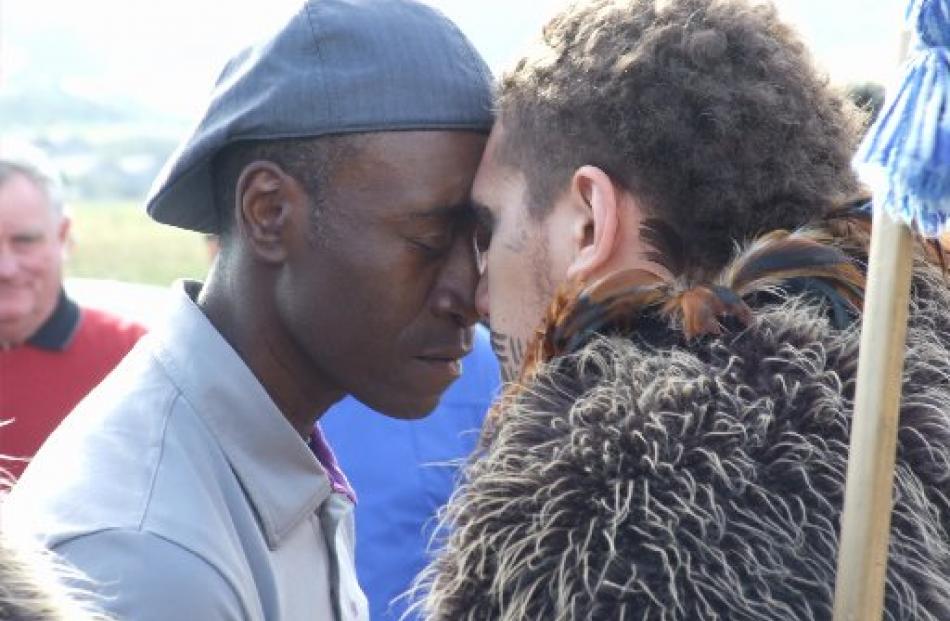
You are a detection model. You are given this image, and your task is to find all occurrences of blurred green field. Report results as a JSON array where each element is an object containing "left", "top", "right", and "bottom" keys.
[{"left": 66, "top": 201, "right": 209, "bottom": 286}]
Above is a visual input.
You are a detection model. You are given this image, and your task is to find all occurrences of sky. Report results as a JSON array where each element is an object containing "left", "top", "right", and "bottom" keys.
[{"left": 1, "top": 0, "right": 902, "bottom": 124}]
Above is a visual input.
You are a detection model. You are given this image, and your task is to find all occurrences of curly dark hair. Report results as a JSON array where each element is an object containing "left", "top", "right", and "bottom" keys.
[{"left": 496, "top": 0, "right": 865, "bottom": 275}]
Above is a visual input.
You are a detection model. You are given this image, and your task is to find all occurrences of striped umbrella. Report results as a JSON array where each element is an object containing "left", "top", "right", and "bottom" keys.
[{"left": 834, "top": 1, "right": 950, "bottom": 620}]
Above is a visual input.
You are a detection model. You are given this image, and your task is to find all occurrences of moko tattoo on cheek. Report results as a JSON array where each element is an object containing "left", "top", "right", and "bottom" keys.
[{"left": 490, "top": 328, "right": 527, "bottom": 383}]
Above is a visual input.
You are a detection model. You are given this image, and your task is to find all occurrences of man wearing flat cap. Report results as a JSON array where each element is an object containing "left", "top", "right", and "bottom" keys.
[{"left": 4, "top": 1, "right": 493, "bottom": 619}]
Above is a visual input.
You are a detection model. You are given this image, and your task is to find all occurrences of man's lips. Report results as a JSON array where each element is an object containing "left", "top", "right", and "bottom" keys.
[
  {"left": 413, "top": 347, "right": 471, "bottom": 382},
  {"left": 415, "top": 348, "right": 471, "bottom": 363}
]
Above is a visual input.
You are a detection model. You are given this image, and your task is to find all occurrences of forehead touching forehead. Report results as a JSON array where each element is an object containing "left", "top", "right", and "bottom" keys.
[
  {"left": 324, "top": 130, "right": 488, "bottom": 235},
  {"left": 337, "top": 131, "right": 479, "bottom": 190}
]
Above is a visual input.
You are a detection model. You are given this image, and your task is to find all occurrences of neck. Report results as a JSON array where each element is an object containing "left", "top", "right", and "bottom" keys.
[
  {"left": 591, "top": 257, "right": 671, "bottom": 290},
  {"left": 197, "top": 263, "right": 343, "bottom": 439},
  {"left": 608, "top": 210, "right": 677, "bottom": 284}
]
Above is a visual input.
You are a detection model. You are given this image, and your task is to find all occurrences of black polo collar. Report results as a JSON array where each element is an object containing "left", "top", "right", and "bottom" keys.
[{"left": 27, "top": 290, "right": 81, "bottom": 351}]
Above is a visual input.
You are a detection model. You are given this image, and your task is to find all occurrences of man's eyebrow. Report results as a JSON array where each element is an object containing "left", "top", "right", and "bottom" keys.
[
  {"left": 408, "top": 201, "right": 472, "bottom": 220},
  {"left": 10, "top": 228, "right": 46, "bottom": 239}
]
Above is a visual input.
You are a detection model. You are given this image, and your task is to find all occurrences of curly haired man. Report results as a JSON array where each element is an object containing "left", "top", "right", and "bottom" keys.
[{"left": 418, "top": 0, "right": 950, "bottom": 619}]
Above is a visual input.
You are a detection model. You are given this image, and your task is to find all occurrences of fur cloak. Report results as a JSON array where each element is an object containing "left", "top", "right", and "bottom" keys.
[{"left": 418, "top": 220, "right": 950, "bottom": 620}]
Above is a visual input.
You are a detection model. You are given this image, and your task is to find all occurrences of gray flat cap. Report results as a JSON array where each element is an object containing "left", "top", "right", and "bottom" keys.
[{"left": 146, "top": 0, "right": 494, "bottom": 233}]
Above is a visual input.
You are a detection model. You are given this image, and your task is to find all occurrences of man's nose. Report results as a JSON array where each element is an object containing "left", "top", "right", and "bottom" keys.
[
  {"left": 431, "top": 234, "right": 480, "bottom": 328},
  {"left": 0, "top": 244, "right": 18, "bottom": 278}
]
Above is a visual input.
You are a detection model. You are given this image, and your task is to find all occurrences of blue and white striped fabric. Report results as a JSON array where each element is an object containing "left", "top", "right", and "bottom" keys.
[{"left": 853, "top": 0, "right": 950, "bottom": 237}]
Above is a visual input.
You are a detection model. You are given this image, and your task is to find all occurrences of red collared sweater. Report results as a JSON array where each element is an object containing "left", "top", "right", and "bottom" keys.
[{"left": 0, "top": 306, "right": 145, "bottom": 478}]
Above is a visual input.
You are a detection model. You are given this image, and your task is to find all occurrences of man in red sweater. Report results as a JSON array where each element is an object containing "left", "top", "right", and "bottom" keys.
[{"left": 0, "top": 144, "right": 145, "bottom": 478}]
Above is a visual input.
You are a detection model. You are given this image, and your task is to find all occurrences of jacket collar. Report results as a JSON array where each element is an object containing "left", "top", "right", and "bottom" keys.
[
  {"left": 27, "top": 289, "right": 81, "bottom": 351},
  {"left": 151, "top": 280, "right": 335, "bottom": 549}
]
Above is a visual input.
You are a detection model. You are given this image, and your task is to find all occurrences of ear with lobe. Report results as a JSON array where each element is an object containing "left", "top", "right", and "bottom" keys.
[
  {"left": 57, "top": 215, "right": 73, "bottom": 256},
  {"left": 235, "top": 162, "right": 295, "bottom": 264},
  {"left": 565, "top": 165, "right": 621, "bottom": 282}
]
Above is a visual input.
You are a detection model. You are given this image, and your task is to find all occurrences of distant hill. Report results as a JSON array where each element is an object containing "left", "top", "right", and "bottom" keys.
[
  {"left": 0, "top": 85, "right": 137, "bottom": 128},
  {"left": 0, "top": 84, "right": 184, "bottom": 202}
]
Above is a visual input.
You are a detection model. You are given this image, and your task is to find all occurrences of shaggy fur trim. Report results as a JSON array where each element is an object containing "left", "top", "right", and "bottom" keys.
[{"left": 415, "top": 270, "right": 950, "bottom": 620}]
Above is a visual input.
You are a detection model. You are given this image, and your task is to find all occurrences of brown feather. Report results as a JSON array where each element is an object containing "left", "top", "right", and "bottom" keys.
[
  {"left": 721, "top": 228, "right": 867, "bottom": 312},
  {"left": 520, "top": 271, "right": 666, "bottom": 381},
  {"left": 526, "top": 224, "right": 870, "bottom": 376},
  {"left": 661, "top": 285, "right": 753, "bottom": 339},
  {"left": 487, "top": 213, "right": 878, "bottom": 433}
]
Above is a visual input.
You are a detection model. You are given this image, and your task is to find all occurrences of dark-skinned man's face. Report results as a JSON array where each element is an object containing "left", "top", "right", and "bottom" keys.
[{"left": 279, "top": 131, "right": 486, "bottom": 418}]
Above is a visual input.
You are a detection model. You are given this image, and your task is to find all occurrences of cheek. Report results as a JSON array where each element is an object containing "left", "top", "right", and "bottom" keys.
[
  {"left": 14, "top": 247, "right": 60, "bottom": 281},
  {"left": 308, "top": 242, "right": 438, "bottom": 344},
  {"left": 486, "top": 243, "right": 549, "bottom": 348},
  {"left": 359, "top": 253, "right": 439, "bottom": 324}
]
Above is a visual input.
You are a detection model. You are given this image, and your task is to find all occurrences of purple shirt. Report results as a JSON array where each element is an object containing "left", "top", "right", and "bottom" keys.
[{"left": 310, "top": 426, "right": 358, "bottom": 504}]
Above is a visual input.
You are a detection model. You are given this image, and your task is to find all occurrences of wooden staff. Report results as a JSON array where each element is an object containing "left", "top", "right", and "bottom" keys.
[
  {"left": 832, "top": 216, "right": 914, "bottom": 621},
  {"left": 833, "top": 24, "right": 938, "bottom": 621}
]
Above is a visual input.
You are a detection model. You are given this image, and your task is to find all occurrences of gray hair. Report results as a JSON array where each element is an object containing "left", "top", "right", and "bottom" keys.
[{"left": 0, "top": 141, "right": 65, "bottom": 218}]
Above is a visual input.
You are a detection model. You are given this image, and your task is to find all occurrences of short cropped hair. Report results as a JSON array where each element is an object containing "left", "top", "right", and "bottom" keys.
[
  {"left": 0, "top": 142, "right": 65, "bottom": 218},
  {"left": 211, "top": 134, "right": 365, "bottom": 239},
  {"left": 497, "top": 0, "right": 864, "bottom": 275}
]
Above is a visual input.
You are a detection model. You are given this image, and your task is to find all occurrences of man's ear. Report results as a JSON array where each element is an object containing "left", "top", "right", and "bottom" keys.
[
  {"left": 57, "top": 214, "right": 73, "bottom": 257},
  {"left": 565, "top": 165, "right": 621, "bottom": 282},
  {"left": 235, "top": 161, "right": 294, "bottom": 264}
]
